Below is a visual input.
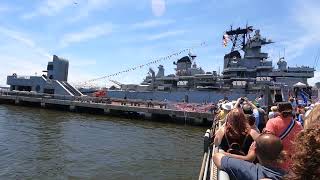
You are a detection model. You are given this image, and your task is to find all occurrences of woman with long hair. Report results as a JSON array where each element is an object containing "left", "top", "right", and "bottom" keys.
[
  {"left": 284, "top": 105, "right": 320, "bottom": 179},
  {"left": 304, "top": 105, "right": 320, "bottom": 129},
  {"left": 285, "top": 122, "right": 320, "bottom": 180},
  {"left": 214, "top": 108, "right": 254, "bottom": 155}
]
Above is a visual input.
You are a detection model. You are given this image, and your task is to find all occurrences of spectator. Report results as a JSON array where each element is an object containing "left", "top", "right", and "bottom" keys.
[
  {"left": 213, "top": 133, "right": 285, "bottom": 180},
  {"left": 264, "top": 102, "right": 303, "bottom": 171},
  {"left": 215, "top": 102, "right": 232, "bottom": 123},
  {"left": 214, "top": 108, "right": 254, "bottom": 156},
  {"left": 284, "top": 122, "right": 320, "bottom": 180},
  {"left": 256, "top": 107, "right": 267, "bottom": 132},
  {"left": 245, "top": 114, "right": 260, "bottom": 140},
  {"left": 296, "top": 105, "right": 305, "bottom": 126},
  {"left": 238, "top": 97, "right": 264, "bottom": 131},
  {"left": 268, "top": 106, "right": 279, "bottom": 119},
  {"left": 304, "top": 105, "right": 320, "bottom": 130},
  {"left": 289, "top": 97, "right": 297, "bottom": 113},
  {"left": 255, "top": 94, "right": 264, "bottom": 105},
  {"left": 220, "top": 114, "right": 260, "bottom": 163}
]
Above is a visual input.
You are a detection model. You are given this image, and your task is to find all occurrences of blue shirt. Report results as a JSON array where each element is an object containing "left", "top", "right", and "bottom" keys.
[
  {"left": 253, "top": 109, "right": 260, "bottom": 126},
  {"left": 221, "top": 156, "right": 285, "bottom": 180},
  {"left": 297, "top": 114, "right": 304, "bottom": 127}
]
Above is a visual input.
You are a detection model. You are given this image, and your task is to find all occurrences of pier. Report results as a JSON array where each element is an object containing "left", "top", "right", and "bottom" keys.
[{"left": 0, "top": 90, "right": 213, "bottom": 125}]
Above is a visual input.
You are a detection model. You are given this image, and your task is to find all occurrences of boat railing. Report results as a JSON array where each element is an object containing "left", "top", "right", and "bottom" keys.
[{"left": 199, "top": 126, "right": 230, "bottom": 180}]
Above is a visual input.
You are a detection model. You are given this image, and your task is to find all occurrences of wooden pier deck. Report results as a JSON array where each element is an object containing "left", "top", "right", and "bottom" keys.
[{"left": 0, "top": 91, "right": 213, "bottom": 125}]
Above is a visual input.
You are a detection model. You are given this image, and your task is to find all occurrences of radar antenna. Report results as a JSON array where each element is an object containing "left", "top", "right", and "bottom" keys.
[{"left": 224, "top": 25, "right": 253, "bottom": 52}]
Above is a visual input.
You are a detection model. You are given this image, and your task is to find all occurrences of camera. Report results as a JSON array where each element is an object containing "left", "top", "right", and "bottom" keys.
[{"left": 240, "top": 97, "right": 245, "bottom": 104}]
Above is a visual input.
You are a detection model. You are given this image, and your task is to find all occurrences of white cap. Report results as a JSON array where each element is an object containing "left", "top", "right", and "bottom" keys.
[{"left": 222, "top": 102, "right": 233, "bottom": 111}]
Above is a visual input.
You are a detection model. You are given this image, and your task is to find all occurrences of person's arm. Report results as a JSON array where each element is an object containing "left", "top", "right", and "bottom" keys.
[
  {"left": 215, "top": 110, "right": 222, "bottom": 120},
  {"left": 234, "top": 97, "right": 242, "bottom": 109},
  {"left": 215, "top": 153, "right": 256, "bottom": 180},
  {"left": 222, "top": 145, "right": 256, "bottom": 162},
  {"left": 250, "top": 129, "right": 260, "bottom": 140},
  {"left": 214, "top": 128, "right": 224, "bottom": 146},
  {"left": 213, "top": 152, "right": 225, "bottom": 169},
  {"left": 246, "top": 99, "right": 258, "bottom": 110}
]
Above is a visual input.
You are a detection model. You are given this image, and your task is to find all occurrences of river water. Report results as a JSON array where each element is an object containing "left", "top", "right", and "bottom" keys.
[{"left": 0, "top": 104, "right": 205, "bottom": 179}]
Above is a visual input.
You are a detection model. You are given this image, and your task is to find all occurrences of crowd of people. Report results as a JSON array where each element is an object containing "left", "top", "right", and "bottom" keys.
[{"left": 211, "top": 96, "right": 320, "bottom": 180}]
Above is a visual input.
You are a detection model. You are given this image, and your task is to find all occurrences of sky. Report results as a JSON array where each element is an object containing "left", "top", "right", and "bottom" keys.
[{"left": 1, "top": 0, "right": 320, "bottom": 87}]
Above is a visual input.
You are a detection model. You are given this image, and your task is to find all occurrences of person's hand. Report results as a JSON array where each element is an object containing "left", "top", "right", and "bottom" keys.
[{"left": 222, "top": 151, "right": 231, "bottom": 156}]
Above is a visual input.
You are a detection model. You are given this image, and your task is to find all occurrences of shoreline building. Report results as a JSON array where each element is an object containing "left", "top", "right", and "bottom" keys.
[{"left": 7, "top": 55, "right": 82, "bottom": 96}]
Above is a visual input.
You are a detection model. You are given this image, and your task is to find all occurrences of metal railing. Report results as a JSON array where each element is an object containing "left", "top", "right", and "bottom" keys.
[{"left": 199, "top": 122, "right": 230, "bottom": 180}]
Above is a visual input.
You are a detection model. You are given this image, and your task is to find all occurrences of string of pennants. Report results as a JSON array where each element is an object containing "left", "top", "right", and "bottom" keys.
[{"left": 79, "top": 41, "right": 207, "bottom": 86}]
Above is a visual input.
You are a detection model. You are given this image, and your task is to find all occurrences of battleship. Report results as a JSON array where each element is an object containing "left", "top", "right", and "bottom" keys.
[
  {"left": 106, "top": 26, "right": 315, "bottom": 103},
  {"left": 5, "top": 26, "right": 316, "bottom": 104}
]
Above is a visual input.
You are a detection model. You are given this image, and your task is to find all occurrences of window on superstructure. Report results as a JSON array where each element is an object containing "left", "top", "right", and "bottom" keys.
[{"left": 47, "top": 64, "right": 53, "bottom": 70}]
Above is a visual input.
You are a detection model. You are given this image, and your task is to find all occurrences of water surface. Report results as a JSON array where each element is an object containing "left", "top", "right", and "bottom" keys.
[{"left": 0, "top": 105, "right": 205, "bottom": 179}]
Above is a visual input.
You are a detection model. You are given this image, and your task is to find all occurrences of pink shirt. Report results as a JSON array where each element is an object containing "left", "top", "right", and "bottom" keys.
[{"left": 265, "top": 116, "right": 303, "bottom": 171}]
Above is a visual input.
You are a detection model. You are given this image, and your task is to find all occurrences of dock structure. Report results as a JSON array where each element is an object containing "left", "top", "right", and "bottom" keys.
[{"left": 0, "top": 90, "right": 213, "bottom": 126}]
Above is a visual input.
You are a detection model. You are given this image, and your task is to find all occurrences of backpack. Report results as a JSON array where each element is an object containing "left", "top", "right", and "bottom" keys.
[{"left": 224, "top": 133, "right": 248, "bottom": 156}]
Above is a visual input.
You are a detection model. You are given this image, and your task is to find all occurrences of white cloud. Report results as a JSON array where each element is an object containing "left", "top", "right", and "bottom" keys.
[
  {"left": 0, "top": 27, "right": 51, "bottom": 59},
  {"left": 145, "top": 30, "right": 186, "bottom": 41},
  {"left": 166, "top": 0, "right": 197, "bottom": 5},
  {"left": 22, "top": 0, "right": 75, "bottom": 19},
  {"left": 0, "top": 51, "right": 47, "bottom": 86},
  {"left": 59, "top": 23, "right": 113, "bottom": 48},
  {"left": 151, "top": 0, "right": 166, "bottom": 17},
  {"left": 309, "top": 71, "right": 320, "bottom": 85},
  {"left": 22, "top": 0, "right": 110, "bottom": 20},
  {"left": 132, "top": 19, "right": 175, "bottom": 29},
  {"left": 67, "top": 0, "right": 111, "bottom": 22},
  {"left": 284, "top": 0, "right": 320, "bottom": 61},
  {"left": 0, "top": 3, "right": 11, "bottom": 13},
  {"left": 0, "top": 27, "right": 52, "bottom": 86}
]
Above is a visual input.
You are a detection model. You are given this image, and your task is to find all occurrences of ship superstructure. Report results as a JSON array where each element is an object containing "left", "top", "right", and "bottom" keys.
[
  {"left": 221, "top": 26, "right": 314, "bottom": 88},
  {"left": 105, "top": 26, "right": 315, "bottom": 103},
  {"left": 138, "top": 53, "right": 214, "bottom": 91},
  {"left": 115, "top": 26, "right": 314, "bottom": 93}
]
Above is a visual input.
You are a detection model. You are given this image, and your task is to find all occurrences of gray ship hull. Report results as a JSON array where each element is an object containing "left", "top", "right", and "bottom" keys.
[{"left": 107, "top": 90, "right": 259, "bottom": 104}]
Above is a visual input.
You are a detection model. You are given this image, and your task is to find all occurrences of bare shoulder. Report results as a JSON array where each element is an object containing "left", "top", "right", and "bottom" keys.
[{"left": 250, "top": 129, "right": 260, "bottom": 140}]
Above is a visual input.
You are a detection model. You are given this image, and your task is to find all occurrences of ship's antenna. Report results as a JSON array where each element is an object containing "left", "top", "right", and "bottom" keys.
[
  {"left": 313, "top": 48, "right": 320, "bottom": 69},
  {"left": 313, "top": 49, "right": 317, "bottom": 68}
]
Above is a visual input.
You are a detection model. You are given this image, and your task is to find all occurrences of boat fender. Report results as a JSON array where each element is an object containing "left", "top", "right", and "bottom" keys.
[{"left": 204, "top": 129, "right": 211, "bottom": 153}]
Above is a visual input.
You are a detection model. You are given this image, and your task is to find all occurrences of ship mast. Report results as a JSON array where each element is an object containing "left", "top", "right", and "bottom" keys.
[{"left": 225, "top": 25, "right": 253, "bottom": 52}]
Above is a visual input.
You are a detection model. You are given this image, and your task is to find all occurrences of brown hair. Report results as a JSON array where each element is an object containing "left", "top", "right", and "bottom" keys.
[
  {"left": 284, "top": 123, "right": 320, "bottom": 180},
  {"left": 245, "top": 114, "right": 256, "bottom": 126},
  {"left": 304, "top": 105, "right": 320, "bottom": 129},
  {"left": 277, "top": 102, "right": 293, "bottom": 118},
  {"left": 225, "top": 108, "right": 250, "bottom": 141}
]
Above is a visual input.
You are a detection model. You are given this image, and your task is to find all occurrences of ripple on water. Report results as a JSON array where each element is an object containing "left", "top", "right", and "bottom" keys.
[{"left": 0, "top": 105, "right": 206, "bottom": 179}]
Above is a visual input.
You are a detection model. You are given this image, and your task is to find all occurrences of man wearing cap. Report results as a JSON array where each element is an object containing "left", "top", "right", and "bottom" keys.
[{"left": 264, "top": 102, "right": 303, "bottom": 171}]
